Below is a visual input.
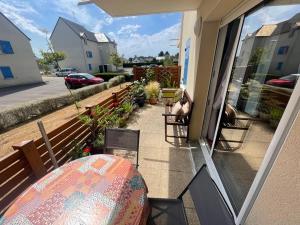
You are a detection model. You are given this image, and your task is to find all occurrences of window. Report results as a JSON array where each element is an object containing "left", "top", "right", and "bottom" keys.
[
  {"left": 276, "top": 62, "right": 283, "bottom": 70},
  {"left": 0, "top": 40, "right": 14, "bottom": 54},
  {"left": 0, "top": 67, "right": 14, "bottom": 79},
  {"left": 88, "top": 64, "right": 92, "bottom": 71},
  {"left": 203, "top": 0, "right": 300, "bottom": 216},
  {"left": 278, "top": 46, "right": 289, "bottom": 55},
  {"left": 86, "top": 51, "right": 93, "bottom": 58}
]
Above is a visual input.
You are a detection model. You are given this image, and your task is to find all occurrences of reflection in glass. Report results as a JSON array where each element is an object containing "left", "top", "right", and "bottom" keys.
[{"left": 213, "top": 2, "right": 300, "bottom": 213}]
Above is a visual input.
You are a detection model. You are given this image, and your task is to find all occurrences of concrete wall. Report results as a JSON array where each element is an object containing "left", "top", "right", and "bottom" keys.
[
  {"left": 51, "top": 20, "right": 87, "bottom": 72},
  {"left": 0, "top": 14, "right": 42, "bottom": 88},
  {"left": 81, "top": 39, "right": 102, "bottom": 73},
  {"left": 98, "top": 42, "right": 117, "bottom": 65},
  {"left": 245, "top": 111, "right": 300, "bottom": 225}
]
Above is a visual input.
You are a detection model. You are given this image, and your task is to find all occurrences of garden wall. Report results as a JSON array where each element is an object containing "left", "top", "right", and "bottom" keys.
[
  {"left": 0, "top": 85, "right": 131, "bottom": 215},
  {"left": 133, "top": 66, "right": 181, "bottom": 87},
  {"left": 0, "top": 76, "right": 125, "bottom": 132}
]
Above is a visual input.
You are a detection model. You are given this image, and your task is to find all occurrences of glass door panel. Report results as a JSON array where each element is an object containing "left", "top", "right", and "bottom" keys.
[{"left": 212, "top": 1, "right": 300, "bottom": 214}]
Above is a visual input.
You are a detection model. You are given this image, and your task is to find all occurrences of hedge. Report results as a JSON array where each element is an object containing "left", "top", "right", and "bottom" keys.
[{"left": 94, "top": 73, "right": 133, "bottom": 82}]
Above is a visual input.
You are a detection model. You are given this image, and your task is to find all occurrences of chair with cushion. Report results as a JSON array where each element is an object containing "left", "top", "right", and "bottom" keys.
[
  {"left": 104, "top": 128, "right": 140, "bottom": 168},
  {"left": 163, "top": 90, "right": 194, "bottom": 143},
  {"left": 147, "top": 165, "right": 235, "bottom": 225}
]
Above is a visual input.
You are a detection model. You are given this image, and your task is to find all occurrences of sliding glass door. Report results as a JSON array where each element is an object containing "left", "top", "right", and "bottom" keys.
[{"left": 203, "top": 0, "right": 300, "bottom": 221}]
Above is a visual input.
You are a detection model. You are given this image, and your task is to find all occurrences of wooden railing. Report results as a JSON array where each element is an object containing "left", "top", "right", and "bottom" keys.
[
  {"left": 133, "top": 66, "right": 181, "bottom": 87},
  {"left": 0, "top": 85, "right": 131, "bottom": 215}
]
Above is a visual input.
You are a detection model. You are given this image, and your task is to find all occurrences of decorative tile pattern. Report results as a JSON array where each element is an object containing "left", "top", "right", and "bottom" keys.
[{"left": 2, "top": 155, "right": 149, "bottom": 225}]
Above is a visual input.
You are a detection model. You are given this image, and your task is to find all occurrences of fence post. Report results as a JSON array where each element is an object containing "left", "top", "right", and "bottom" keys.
[
  {"left": 12, "top": 140, "right": 47, "bottom": 179},
  {"left": 37, "top": 121, "right": 58, "bottom": 169},
  {"left": 112, "top": 92, "right": 118, "bottom": 107}
]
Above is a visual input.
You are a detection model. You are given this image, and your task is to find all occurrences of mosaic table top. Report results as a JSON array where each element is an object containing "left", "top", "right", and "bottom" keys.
[{"left": 2, "top": 155, "right": 149, "bottom": 225}]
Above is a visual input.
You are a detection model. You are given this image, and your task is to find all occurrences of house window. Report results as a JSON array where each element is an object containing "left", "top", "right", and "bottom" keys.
[
  {"left": 0, "top": 67, "right": 14, "bottom": 79},
  {"left": 0, "top": 40, "right": 14, "bottom": 54},
  {"left": 278, "top": 46, "right": 289, "bottom": 55},
  {"left": 88, "top": 64, "right": 92, "bottom": 71},
  {"left": 86, "top": 51, "right": 93, "bottom": 58},
  {"left": 276, "top": 62, "right": 283, "bottom": 70}
]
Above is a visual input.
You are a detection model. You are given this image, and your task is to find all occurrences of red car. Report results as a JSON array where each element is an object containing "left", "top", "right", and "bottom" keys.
[
  {"left": 65, "top": 73, "right": 104, "bottom": 89},
  {"left": 266, "top": 74, "right": 300, "bottom": 88}
]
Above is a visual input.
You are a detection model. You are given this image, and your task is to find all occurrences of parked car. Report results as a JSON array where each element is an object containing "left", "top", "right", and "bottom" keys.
[
  {"left": 266, "top": 74, "right": 300, "bottom": 88},
  {"left": 56, "top": 68, "right": 78, "bottom": 77},
  {"left": 64, "top": 73, "right": 104, "bottom": 89}
]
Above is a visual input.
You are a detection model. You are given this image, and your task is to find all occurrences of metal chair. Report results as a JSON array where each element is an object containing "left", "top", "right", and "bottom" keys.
[
  {"left": 147, "top": 165, "right": 235, "bottom": 225},
  {"left": 104, "top": 128, "right": 140, "bottom": 168}
]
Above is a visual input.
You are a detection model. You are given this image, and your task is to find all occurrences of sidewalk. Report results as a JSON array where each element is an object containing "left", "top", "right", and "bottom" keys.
[{"left": 0, "top": 83, "right": 130, "bottom": 158}]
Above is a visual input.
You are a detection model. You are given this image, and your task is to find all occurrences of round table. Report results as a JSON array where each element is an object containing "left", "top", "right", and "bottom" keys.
[{"left": 2, "top": 155, "right": 149, "bottom": 225}]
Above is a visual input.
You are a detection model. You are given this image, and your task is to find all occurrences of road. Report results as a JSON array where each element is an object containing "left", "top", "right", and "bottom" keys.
[{"left": 0, "top": 77, "right": 69, "bottom": 111}]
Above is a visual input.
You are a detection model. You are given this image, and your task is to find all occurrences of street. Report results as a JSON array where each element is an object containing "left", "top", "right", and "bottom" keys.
[{"left": 0, "top": 76, "right": 69, "bottom": 111}]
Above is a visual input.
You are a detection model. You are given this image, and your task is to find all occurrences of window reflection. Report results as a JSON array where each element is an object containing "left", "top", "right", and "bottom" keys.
[{"left": 213, "top": 2, "right": 300, "bottom": 213}]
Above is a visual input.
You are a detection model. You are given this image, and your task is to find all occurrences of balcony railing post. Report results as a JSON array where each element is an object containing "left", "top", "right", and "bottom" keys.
[
  {"left": 12, "top": 140, "right": 47, "bottom": 179},
  {"left": 112, "top": 92, "right": 118, "bottom": 107}
]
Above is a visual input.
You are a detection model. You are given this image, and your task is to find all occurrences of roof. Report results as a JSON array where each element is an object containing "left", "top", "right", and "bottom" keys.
[
  {"left": 51, "top": 17, "right": 113, "bottom": 43},
  {"left": 0, "top": 12, "right": 31, "bottom": 41},
  {"left": 94, "top": 33, "right": 112, "bottom": 43}
]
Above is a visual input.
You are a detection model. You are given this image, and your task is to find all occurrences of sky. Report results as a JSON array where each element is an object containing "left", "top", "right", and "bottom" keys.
[{"left": 0, "top": 0, "right": 182, "bottom": 58}]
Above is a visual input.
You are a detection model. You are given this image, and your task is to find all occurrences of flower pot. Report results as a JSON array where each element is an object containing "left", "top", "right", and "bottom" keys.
[
  {"left": 134, "top": 95, "right": 145, "bottom": 107},
  {"left": 149, "top": 97, "right": 158, "bottom": 105}
]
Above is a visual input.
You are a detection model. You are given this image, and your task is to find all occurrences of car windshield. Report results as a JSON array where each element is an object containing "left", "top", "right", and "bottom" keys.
[
  {"left": 81, "top": 73, "right": 95, "bottom": 79},
  {"left": 280, "top": 75, "right": 299, "bottom": 81}
]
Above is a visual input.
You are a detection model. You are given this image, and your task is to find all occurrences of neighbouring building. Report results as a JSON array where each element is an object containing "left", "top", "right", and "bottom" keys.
[
  {"left": 85, "top": 0, "right": 300, "bottom": 224},
  {"left": 0, "top": 12, "right": 42, "bottom": 88},
  {"left": 50, "top": 17, "right": 117, "bottom": 73}
]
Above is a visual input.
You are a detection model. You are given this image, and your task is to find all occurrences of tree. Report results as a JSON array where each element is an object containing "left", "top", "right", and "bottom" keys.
[
  {"left": 165, "top": 51, "right": 170, "bottom": 56},
  {"left": 40, "top": 51, "right": 65, "bottom": 69},
  {"left": 158, "top": 51, "right": 164, "bottom": 57},
  {"left": 110, "top": 53, "right": 123, "bottom": 68},
  {"left": 163, "top": 56, "right": 173, "bottom": 66}
]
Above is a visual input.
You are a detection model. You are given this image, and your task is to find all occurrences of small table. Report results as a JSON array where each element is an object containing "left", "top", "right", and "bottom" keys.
[{"left": 2, "top": 155, "right": 149, "bottom": 225}]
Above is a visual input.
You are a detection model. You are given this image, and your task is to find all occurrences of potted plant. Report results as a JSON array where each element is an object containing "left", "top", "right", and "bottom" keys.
[
  {"left": 131, "top": 81, "right": 146, "bottom": 107},
  {"left": 145, "top": 81, "right": 160, "bottom": 105},
  {"left": 269, "top": 107, "right": 284, "bottom": 129}
]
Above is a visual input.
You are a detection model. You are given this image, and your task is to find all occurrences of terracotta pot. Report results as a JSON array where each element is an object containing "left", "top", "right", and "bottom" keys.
[{"left": 149, "top": 97, "right": 158, "bottom": 105}]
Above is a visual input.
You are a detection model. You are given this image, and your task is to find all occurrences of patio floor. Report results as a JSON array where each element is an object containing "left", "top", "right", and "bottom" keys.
[{"left": 126, "top": 103, "right": 205, "bottom": 225}]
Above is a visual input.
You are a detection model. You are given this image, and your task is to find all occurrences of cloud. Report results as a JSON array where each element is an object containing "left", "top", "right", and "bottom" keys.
[
  {"left": 0, "top": 0, "right": 44, "bottom": 36},
  {"left": 117, "top": 24, "right": 141, "bottom": 35},
  {"left": 110, "top": 23, "right": 180, "bottom": 57}
]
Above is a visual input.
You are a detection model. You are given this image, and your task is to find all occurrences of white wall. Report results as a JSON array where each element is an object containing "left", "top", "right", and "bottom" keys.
[
  {"left": 0, "top": 14, "right": 41, "bottom": 88},
  {"left": 82, "top": 40, "right": 102, "bottom": 73},
  {"left": 98, "top": 42, "right": 117, "bottom": 65},
  {"left": 50, "top": 20, "right": 87, "bottom": 72}
]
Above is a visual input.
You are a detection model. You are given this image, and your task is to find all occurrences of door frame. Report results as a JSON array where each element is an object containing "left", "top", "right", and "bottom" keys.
[{"left": 199, "top": 1, "right": 300, "bottom": 223}]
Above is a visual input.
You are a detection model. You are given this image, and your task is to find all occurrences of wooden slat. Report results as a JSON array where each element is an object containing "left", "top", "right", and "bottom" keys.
[
  {"left": 34, "top": 137, "right": 44, "bottom": 148},
  {"left": 0, "top": 166, "right": 32, "bottom": 196},
  {"left": 0, "top": 151, "right": 24, "bottom": 172},
  {"left": 51, "top": 125, "right": 89, "bottom": 157},
  {"left": 47, "top": 117, "right": 80, "bottom": 140},
  {"left": 37, "top": 143, "right": 48, "bottom": 156},
  {"left": 49, "top": 120, "right": 84, "bottom": 147},
  {"left": 0, "top": 159, "right": 28, "bottom": 182},
  {"left": 0, "top": 174, "right": 35, "bottom": 215},
  {"left": 54, "top": 128, "right": 90, "bottom": 162}
]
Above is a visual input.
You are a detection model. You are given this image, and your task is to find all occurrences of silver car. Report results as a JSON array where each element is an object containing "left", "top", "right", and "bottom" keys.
[{"left": 55, "top": 68, "right": 78, "bottom": 77}]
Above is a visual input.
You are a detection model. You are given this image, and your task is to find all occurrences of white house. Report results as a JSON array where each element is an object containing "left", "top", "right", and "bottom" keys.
[
  {"left": 0, "top": 12, "right": 42, "bottom": 88},
  {"left": 50, "top": 17, "right": 117, "bottom": 73}
]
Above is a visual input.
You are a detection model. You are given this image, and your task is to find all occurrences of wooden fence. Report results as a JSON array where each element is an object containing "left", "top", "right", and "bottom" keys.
[
  {"left": 0, "top": 85, "right": 131, "bottom": 215},
  {"left": 133, "top": 66, "right": 181, "bottom": 87}
]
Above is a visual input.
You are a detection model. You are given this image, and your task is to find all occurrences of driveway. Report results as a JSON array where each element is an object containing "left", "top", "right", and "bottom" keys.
[{"left": 0, "top": 77, "right": 69, "bottom": 111}]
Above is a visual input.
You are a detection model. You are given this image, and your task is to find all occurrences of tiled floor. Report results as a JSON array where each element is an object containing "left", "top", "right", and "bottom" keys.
[{"left": 125, "top": 103, "right": 204, "bottom": 225}]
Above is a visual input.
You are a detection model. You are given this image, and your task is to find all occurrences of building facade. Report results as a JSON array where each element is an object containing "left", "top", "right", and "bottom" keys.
[
  {"left": 0, "top": 12, "right": 42, "bottom": 88},
  {"left": 50, "top": 17, "right": 117, "bottom": 73},
  {"left": 84, "top": 0, "right": 300, "bottom": 224}
]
